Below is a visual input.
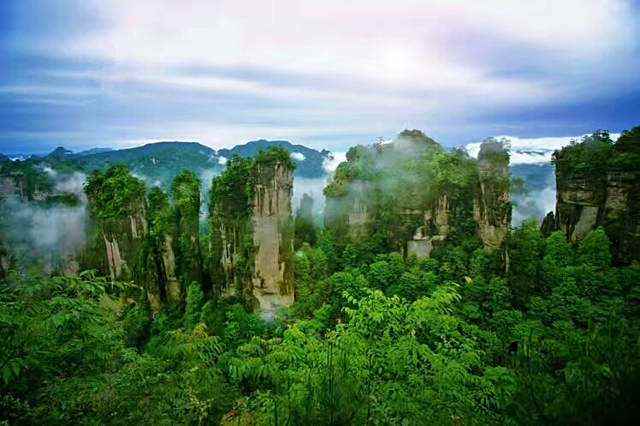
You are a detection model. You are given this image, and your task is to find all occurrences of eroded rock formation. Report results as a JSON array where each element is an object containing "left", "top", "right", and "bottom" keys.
[
  {"left": 251, "top": 161, "right": 294, "bottom": 318},
  {"left": 210, "top": 148, "right": 295, "bottom": 318},
  {"left": 171, "top": 171, "right": 204, "bottom": 292},
  {"left": 325, "top": 132, "right": 512, "bottom": 259},
  {"left": 0, "top": 235, "right": 9, "bottom": 279},
  {"left": 474, "top": 140, "right": 511, "bottom": 251},
  {"left": 85, "top": 166, "right": 183, "bottom": 311},
  {"left": 99, "top": 199, "right": 148, "bottom": 281},
  {"left": 406, "top": 194, "right": 451, "bottom": 258},
  {"left": 546, "top": 128, "right": 640, "bottom": 264}
]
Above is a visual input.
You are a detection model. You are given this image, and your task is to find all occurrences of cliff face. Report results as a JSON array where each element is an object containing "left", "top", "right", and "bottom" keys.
[
  {"left": 100, "top": 199, "right": 148, "bottom": 282},
  {"left": 85, "top": 166, "right": 183, "bottom": 310},
  {"left": 548, "top": 128, "right": 640, "bottom": 264},
  {"left": 406, "top": 194, "right": 450, "bottom": 258},
  {"left": 325, "top": 133, "right": 511, "bottom": 259},
  {"left": 210, "top": 148, "right": 295, "bottom": 318},
  {"left": 171, "top": 171, "right": 204, "bottom": 292},
  {"left": 0, "top": 234, "right": 9, "bottom": 279},
  {"left": 145, "top": 187, "right": 180, "bottom": 310},
  {"left": 603, "top": 168, "right": 640, "bottom": 264},
  {"left": 324, "top": 181, "right": 373, "bottom": 243},
  {"left": 554, "top": 174, "right": 602, "bottom": 242},
  {"left": 251, "top": 161, "right": 294, "bottom": 318},
  {"left": 474, "top": 141, "right": 511, "bottom": 251},
  {"left": 161, "top": 235, "right": 181, "bottom": 303}
]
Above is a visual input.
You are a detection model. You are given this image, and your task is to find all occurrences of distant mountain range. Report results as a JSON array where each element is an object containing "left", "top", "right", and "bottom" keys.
[
  {"left": 2, "top": 135, "right": 565, "bottom": 225},
  {"left": 74, "top": 141, "right": 220, "bottom": 187},
  {"left": 1, "top": 139, "right": 333, "bottom": 188},
  {"left": 3, "top": 136, "right": 559, "bottom": 194}
]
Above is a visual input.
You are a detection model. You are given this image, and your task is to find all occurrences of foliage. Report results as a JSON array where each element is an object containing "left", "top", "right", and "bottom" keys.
[
  {"left": 218, "top": 139, "right": 327, "bottom": 178},
  {"left": 85, "top": 165, "right": 147, "bottom": 221},
  {"left": 0, "top": 160, "right": 54, "bottom": 200},
  {"left": 172, "top": 170, "right": 204, "bottom": 288},
  {"left": 77, "top": 141, "right": 223, "bottom": 191},
  {"left": 3, "top": 131, "right": 640, "bottom": 425},
  {"left": 553, "top": 131, "right": 614, "bottom": 182}
]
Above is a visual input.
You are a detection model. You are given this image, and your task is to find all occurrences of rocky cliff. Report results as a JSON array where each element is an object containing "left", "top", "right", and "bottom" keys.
[
  {"left": 85, "top": 166, "right": 176, "bottom": 310},
  {"left": 251, "top": 160, "right": 294, "bottom": 318},
  {"left": 171, "top": 171, "right": 204, "bottom": 292},
  {"left": 99, "top": 202, "right": 148, "bottom": 282},
  {"left": 145, "top": 187, "right": 180, "bottom": 310},
  {"left": 324, "top": 131, "right": 511, "bottom": 258},
  {"left": 0, "top": 234, "right": 9, "bottom": 279},
  {"left": 474, "top": 140, "right": 511, "bottom": 251},
  {"left": 545, "top": 128, "right": 640, "bottom": 264},
  {"left": 210, "top": 148, "right": 295, "bottom": 318},
  {"left": 406, "top": 194, "right": 451, "bottom": 258}
]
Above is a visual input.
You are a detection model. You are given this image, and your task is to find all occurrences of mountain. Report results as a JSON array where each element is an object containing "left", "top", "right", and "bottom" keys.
[
  {"left": 76, "top": 147, "right": 114, "bottom": 156},
  {"left": 218, "top": 139, "right": 331, "bottom": 178},
  {"left": 46, "top": 146, "right": 74, "bottom": 160},
  {"left": 72, "top": 139, "right": 331, "bottom": 188},
  {"left": 76, "top": 142, "right": 221, "bottom": 188}
]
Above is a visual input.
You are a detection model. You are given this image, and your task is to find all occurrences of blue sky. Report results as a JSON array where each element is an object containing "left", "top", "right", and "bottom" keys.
[{"left": 0, "top": 0, "right": 639, "bottom": 154}]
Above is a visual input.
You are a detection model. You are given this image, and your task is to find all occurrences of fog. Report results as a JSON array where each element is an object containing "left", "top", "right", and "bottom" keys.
[
  {"left": 293, "top": 177, "right": 329, "bottom": 216},
  {"left": 509, "top": 164, "right": 557, "bottom": 226},
  {"left": 511, "top": 185, "right": 556, "bottom": 226},
  {"left": 1, "top": 172, "right": 88, "bottom": 272}
]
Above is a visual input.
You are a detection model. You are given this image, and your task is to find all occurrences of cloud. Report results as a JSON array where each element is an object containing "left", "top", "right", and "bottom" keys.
[
  {"left": 1, "top": 1, "right": 638, "bottom": 152},
  {"left": 218, "top": 156, "right": 228, "bottom": 165},
  {"left": 290, "top": 152, "right": 305, "bottom": 161},
  {"left": 54, "top": 172, "right": 87, "bottom": 196},
  {"left": 322, "top": 152, "right": 347, "bottom": 173},
  {"left": 512, "top": 185, "right": 557, "bottom": 226},
  {"left": 293, "top": 177, "right": 328, "bottom": 216},
  {"left": 0, "top": 171, "right": 89, "bottom": 272},
  {"left": 466, "top": 133, "right": 622, "bottom": 164}
]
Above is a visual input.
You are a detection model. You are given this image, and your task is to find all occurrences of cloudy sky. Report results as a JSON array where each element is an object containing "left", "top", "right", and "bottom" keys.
[{"left": 1, "top": 0, "right": 639, "bottom": 154}]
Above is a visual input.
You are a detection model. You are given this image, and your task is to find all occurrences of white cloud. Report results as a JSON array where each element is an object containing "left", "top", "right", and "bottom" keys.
[
  {"left": 3, "top": 0, "right": 638, "bottom": 152},
  {"left": 466, "top": 133, "right": 621, "bottom": 164},
  {"left": 322, "top": 152, "right": 347, "bottom": 173},
  {"left": 57, "top": 1, "right": 634, "bottom": 81},
  {"left": 218, "top": 156, "right": 228, "bottom": 165},
  {"left": 290, "top": 152, "right": 305, "bottom": 161},
  {"left": 41, "top": 166, "right": 58, "bottom": 177}
]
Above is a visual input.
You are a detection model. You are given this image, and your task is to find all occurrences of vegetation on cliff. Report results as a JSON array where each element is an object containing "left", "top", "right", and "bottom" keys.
[
  {"left": 85, "top": 165, "right": 147, "bottom": 221},
  {"left": 324, "top": 130, "right": 507, "bottom": 257},
  {"left": 171, "top": 170, "right": 204, "bottom": 289},
  {"left": 551, "top": 128, "right": 640, "bottom": 264},
  {"left": 209, "top": 147, "right": 295, "bottom": 309}
]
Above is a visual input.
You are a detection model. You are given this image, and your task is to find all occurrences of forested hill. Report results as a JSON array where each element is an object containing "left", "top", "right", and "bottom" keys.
[
  {"left": 2, "top": 139, "right": 332, "bottom": 187},
  {"left": 75, "top": 141, "right": 221, "bottom": 188},
  {"left": 218, "top": 139, "right": 331, "bottom": 178}
]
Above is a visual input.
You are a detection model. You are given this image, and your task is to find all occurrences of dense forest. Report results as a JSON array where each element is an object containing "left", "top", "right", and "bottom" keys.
[{"left": 1, "top": 128, "right": 640, "bottom": 425}]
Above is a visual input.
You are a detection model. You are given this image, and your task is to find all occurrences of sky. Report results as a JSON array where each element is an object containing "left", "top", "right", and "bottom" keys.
[{"left": 0, "top": 0, "right": 639, "bottom": 154}]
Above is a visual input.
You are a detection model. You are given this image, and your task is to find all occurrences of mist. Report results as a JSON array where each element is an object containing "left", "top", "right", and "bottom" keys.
[
  {"left": 0, "top": 172, "right": 88, "bottom": 273},
  {"left": 510, "top": 164, "right": 557, "bottom": 226},
  {"left": 511, "top": 185, "right": 556, "bottom": 226},
  {"left": 293, "top": 177, "right": 329, "bottom": 217}
]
